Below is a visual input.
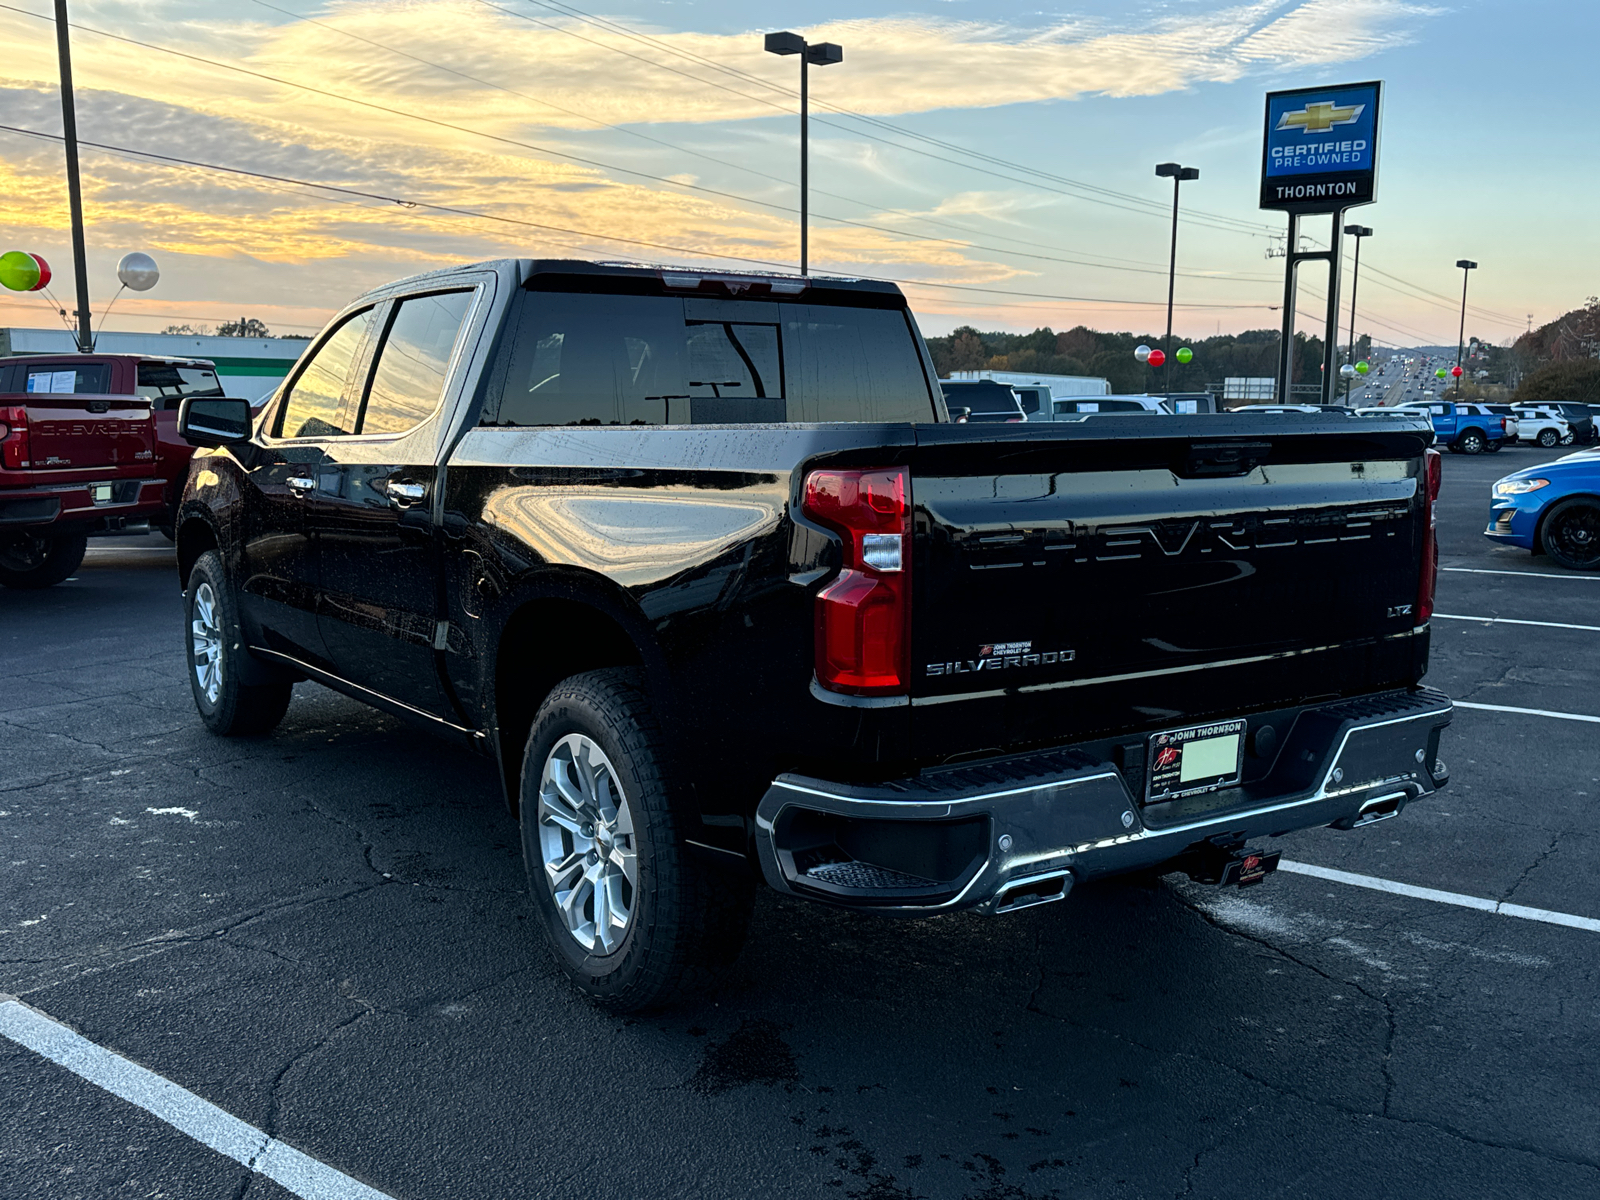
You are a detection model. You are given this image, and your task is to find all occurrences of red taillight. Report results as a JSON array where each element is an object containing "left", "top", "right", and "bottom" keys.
[
  {"left": 0, "top": 406, "right": 29, "bottom": 470},
  {"left": 803, "top": 467, "right": 910, "bottom": 695},
  {"left": 1416, "top": 448, "right": 1441, "bottom": 624}
]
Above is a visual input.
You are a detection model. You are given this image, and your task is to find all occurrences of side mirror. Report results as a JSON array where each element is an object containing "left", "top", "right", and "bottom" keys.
[
  {"left": 950, "top": 406, "right": 971, "bottom": 424},
  {"left": 179, "top": 396, "right": 253, "bottom": 446}
]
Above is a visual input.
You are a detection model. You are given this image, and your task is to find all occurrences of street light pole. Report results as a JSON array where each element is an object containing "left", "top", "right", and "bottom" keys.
[
  {"left": 1342, "top": 224, "right": 1373, "bottom": 403},
  {"left": 53, "top": 0, "right": 93, "bottom": 353},
  {"left": 1154, "top": 162, "right": 1198, "bottom": 397},
  {"left": 764, "top": 32, "right": 843, "bottom": 276},
  {"left": 1454, "top": 259, "right": 1477, "bottom": 401}
]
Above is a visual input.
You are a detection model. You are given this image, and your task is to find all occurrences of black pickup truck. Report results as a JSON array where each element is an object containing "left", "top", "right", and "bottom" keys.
[{"left": 174, "top": 259, "right": 1452, "bottom": 1010}]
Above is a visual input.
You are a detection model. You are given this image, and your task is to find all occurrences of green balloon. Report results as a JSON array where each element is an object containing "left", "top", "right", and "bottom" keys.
[
  {"left": 0, "top": 250, "right": 40, "bottom": 292},
  {"left": 1175, "top": 347, "right": 1193, "bottom": 364},
  {"left": 1435, "top": 368, "right": 1447, "bottom": 378},
  {"left": 1355, "top": 360, "right": 1370, "bottom": 375}
]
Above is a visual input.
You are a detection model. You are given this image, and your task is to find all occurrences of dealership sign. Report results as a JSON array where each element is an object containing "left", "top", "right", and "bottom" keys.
[{"left": 1260, "top": 81, "right": 1382, "bottom": 212}]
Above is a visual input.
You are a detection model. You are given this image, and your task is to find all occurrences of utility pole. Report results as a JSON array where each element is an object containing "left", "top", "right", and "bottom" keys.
[
  {"left": 1342, "top": 225, "right": 1372, "bottom": 403},
  {"left": 53, "top": 0, "right": 93, "bottom": 353},
  {"left": 1454, "top": 259, "right": 1477, "bottom": 400}
]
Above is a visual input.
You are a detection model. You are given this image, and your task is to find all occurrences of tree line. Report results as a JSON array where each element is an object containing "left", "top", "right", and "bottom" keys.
[{"left": 925, "top": 324, "right": 1370, "bottom": 396}]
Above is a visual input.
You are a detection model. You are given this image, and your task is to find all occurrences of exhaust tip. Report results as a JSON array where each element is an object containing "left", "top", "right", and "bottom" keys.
[{"left": 992, "top": 871, "right": 1072, "bottom": 914}]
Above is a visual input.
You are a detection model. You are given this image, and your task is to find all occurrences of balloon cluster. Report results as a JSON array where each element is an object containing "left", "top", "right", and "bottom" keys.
[
  {"left": 1135, "top": 344, "right": 1193, "bottom": 368},
  {"left": 0, "top": 251, "right": 51, "bottom": 292}
]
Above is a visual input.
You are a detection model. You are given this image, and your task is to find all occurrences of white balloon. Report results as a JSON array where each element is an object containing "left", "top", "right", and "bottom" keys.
[
  {"left": 1134, "top": 344, "right": 1151, "bottom": 363},
  {"left": 117, "top": 252, "right": 159, "bottom": 292},
  {"left": 1340, "top": 363, "right": 1357, "bottom": 377}
]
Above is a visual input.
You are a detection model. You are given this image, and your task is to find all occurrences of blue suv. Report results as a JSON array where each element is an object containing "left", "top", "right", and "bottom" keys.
[{"left": 1486, "top": 450, "right": 1600, "bottom": 571}]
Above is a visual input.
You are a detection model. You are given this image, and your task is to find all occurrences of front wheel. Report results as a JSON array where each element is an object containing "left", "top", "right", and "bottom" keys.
[
  {"left": 520, "top": 668, "right": 752, "bottom": 1011},
  {"left": 1541, "top": 498, "right": 1600, "bottom": 571},
  {"left": 185, "top": 550, "right": 293, "bottom": 735},
  {"left": 1537, "top": 428, "right": 1560, "bottom": 448},
  {"left": 0, "top": 532, "right": 87, "bottom": 589},
  {"left": 1458, "top": 430, "right": 1487, "bottom": 455}
]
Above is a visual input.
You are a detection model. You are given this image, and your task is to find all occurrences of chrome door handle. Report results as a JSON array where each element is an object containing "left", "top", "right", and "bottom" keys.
[
  {"left": 285, "top": 476, "right": 315, "bottom": 492},
  {"left": 386, "top": 481, "right": 426, "bottom": 504}
]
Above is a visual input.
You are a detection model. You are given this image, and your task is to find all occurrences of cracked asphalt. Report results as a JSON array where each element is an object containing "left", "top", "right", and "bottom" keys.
[{"left": 2, "top": 443, "right": 1596, "bottom": 1200}]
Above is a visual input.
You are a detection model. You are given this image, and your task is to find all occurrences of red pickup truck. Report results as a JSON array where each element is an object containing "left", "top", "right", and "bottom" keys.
[{"left": 0, "top": 358, "right": 169, "bottom": 587}]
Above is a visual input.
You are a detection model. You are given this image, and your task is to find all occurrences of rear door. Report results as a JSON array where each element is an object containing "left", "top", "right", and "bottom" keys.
[
  {"left": 313, "top": 285, "right": 483, "bottom": 715},
  {"left": 243, "top": 306, "right": 376, "bottom": 666}
]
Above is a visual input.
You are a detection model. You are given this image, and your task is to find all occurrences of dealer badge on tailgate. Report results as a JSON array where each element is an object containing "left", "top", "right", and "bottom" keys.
[{"left": 1146, "top": 719, "right": 1247, "bottom": 803}]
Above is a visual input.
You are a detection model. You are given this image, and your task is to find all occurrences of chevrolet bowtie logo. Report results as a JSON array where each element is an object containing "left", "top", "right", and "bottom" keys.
[{"left": 1276, "top": 101, "right": 1364, "bottom": 134}]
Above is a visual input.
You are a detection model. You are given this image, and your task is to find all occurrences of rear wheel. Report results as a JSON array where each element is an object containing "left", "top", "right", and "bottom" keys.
[
  {"left": 185, "top": 550, "right": 293, "bottom": 735},
  {"left": 1540, "top": 498, "right": 1600, "bottom": 571},
  {"left": 520, "top": 668, "right": 753, "bottom": 1011},
  {"left": 0, "top": 532, "right": 87, "bottom": 589},
  {"left": 1537, "top": 428, "right": 1560, "bottom": 448},
  {"left": 1487, "top": 440, "right": 1503, "bottom": 452},
  {"left": 1458, "top": 429, "right": 1487, "bottom": 454}
]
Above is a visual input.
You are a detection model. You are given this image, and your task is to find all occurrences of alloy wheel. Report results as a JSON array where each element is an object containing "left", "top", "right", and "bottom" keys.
[
  {"left": 1550, "top": 506, "right": 1600, "bottom": 569},
  {"left": 537, "top": 733, "right": 637, "bottom": 954},
  {"left": 190, "top": 581, "right": 224, "bottom": 705}
]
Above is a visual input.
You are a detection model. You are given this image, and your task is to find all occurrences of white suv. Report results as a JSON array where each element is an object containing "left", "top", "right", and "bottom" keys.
[{"left": 1513, "top": 406, "right": 1571, "bottom": 448}]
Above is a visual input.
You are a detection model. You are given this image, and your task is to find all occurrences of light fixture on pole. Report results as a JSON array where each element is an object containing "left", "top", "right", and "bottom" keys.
[
  {"left": 1454, "top": 259, "right": 1477, "bottom": 400},
  {"left": 1342, "top": 224, "right": 1373, "bottom": 402},
  {"left": 1154, "top": 162, "right": 1199, "bottom": 397},
  {"left": 764, "top": 31, "right": 843, "bottom": 276}
]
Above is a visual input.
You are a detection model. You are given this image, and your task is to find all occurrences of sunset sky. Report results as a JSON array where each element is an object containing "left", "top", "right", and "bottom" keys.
[{"left": 0, "top": 0, "right": 1588, "bottom": 348}]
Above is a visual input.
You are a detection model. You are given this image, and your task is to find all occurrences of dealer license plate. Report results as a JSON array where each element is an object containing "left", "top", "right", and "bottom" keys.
[
  {"left": 91, "top": 484, "right": 113, "bottom": 504},
  {"left": 1145, "top": 719, "right": 1246, "bottom": 804}
]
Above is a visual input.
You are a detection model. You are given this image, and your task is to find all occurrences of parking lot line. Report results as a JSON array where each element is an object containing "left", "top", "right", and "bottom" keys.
[
  {"left": 1454, "top": 700, "right": 1600, "bottom": 724},
  {"left": 1279, "top": 862, "right": 1600, "bottom": 933},
  {"left": 0, "top": 999, "right": 395, "bottom": 1200},
  {"left": 1433, "top": 613, "right": 1600, "bottom": 632},
  {"left": 1442, "top": 566, "right": 1600, "bottom": 581}
]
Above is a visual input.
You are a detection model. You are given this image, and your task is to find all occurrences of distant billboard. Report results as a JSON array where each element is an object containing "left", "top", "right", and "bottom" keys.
[
  {"left": 1224, "top": 377, "right": 1277, "bottom": 400},
  {"left": 1260, "top": 81, "right": 1382, "bottom": 213}
]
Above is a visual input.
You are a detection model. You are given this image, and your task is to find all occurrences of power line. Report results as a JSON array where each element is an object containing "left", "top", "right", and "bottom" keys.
[
  {"left": 516, "top": 0, "right": 1281, "bottom": 238},
  {"left": 0, "top": 123, "right": 1278, "bottom": 312}
]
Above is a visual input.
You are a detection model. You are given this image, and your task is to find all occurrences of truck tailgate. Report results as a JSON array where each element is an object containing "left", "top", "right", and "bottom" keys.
[
  {"left": 907, "top": 417, "right": 1433, "bottom": 757},
  {"left": 7, "top": 393, "right": 156, "bottom": 473}
]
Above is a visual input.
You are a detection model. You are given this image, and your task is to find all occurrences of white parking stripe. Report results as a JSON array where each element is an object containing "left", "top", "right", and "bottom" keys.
[
  {"left": 0, "top": 999, "right": 394, "bottom": 1200},
  {"left": 1442, "top": 566, "right": 1600, "bottom": 581},
  {"left": 1453, "top": 700, "right": 1600, "bottom": 724},
  {"left": 1433, "top": 613, "right": 1600, "bottom": 632},
  {"left": 1279, "top": 862, "right": 1600, "bottom": 933}
]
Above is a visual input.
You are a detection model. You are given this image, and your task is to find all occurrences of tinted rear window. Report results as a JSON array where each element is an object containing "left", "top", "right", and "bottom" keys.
[
  {"left": 1055, "top": 398, "right": 1149, "bottom": 413},
  {"left": 485, "top": 293, "right": 934, "bottom": 426},
  {"left": 940, "top": 383, "right": 1020, "bottom": 416},
  {"left": 137, "top": 362, "right": 223, "bottom": 410}
]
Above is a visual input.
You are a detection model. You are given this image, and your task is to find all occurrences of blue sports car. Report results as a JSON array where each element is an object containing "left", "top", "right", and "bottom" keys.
[{"left": 1485, "top": 449, "right": 1600, "bottom": 570}]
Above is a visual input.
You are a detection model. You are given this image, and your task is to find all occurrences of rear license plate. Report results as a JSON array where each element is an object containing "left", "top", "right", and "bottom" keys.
[
  {"left": 91, "top": 484, "right": 113, "bottom": 504},
  {"left": 1146, "top": 719, "right": 1246, "bottom": 803}
]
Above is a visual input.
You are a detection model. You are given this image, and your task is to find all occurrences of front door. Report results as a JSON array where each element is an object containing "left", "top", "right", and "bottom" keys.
[
  {"left": 241, "top": 306, "right": 376, "bottom": 668},
  {"left": 314, "top": 288, "right": 479, "bottom": 717}
]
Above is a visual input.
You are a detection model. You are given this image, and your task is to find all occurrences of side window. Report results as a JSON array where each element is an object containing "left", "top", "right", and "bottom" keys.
[
  {"left": 489, "top": 293, "right": 688, "bottom": 427},
  {"left": 357, "top": 290, "right": 475, "bottom": 436},
  {"left": 276, "top": 308, "right": 373, "bottom": 439}
]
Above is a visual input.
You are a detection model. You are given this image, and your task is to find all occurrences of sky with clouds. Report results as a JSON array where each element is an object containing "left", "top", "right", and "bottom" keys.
[{"left": 0, "top": 0, "right": 1589, "bottom": 348}]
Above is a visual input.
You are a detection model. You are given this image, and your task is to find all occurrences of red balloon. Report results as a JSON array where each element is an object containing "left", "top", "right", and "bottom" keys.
[
  {"left": 1147, "top": 348, "right": 1166, "bottom": 367},
  {"left": 29, "top": 253, "right": 50, "bottom": 291},
  {"left": 1451, "top": 365, "right": 1463, "bottom": 377}
]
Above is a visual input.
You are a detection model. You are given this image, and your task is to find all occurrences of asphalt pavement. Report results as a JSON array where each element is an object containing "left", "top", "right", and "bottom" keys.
[{"left": 2, "top": 442, "right": 1597, "bottom": 1200}]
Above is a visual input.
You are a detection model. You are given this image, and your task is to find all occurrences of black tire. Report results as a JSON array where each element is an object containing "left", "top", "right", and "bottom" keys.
[
  {"left": 1540, "top": 498, "right": 1600, "bottom": 572},
  {"left": 519, "top": 668, "right": 753, "bottom": 1012},
  {"left": 1560, "top": 432, "right": 1574, "bottom": 446},
  {"left": 0, "top": 532, "right": 87, "bottom": 589},
  {"left": 157, "top": 523, "right": 176, "bottom": 543},
  {"left": 1537, "top": 428, "right": 1560, "bottom": 448},
  {"left": 1458, "top": 429, "right": 1486, "bottom": 455},
  {"left": 1487, "top": 440, "right": 1503, "bottom": 453},
  {"left": 184, "top": 550, "right": 293, "bottom": 735}
]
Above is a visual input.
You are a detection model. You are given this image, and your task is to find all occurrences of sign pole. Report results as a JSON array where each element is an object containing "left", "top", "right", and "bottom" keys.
[
  {"left": 1276, "top": 213, "right": 1299, "bottom": 405},
  {"left": 1320, "top": 213, "right": 1344, "bottom": 405}
]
